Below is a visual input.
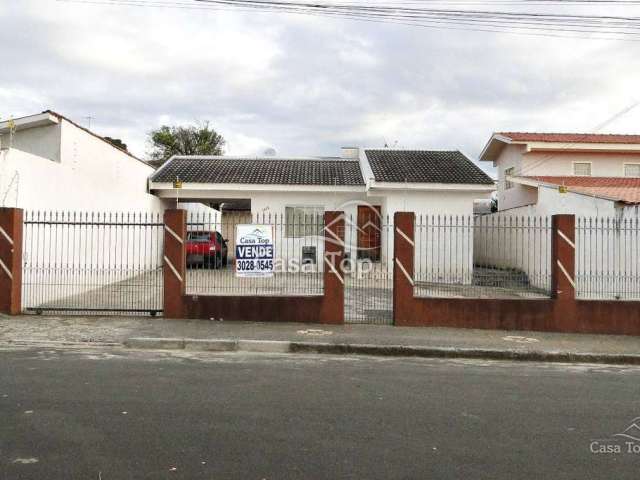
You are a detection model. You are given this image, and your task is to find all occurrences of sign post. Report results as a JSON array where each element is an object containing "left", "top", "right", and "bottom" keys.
[{"left": 235, "top": 224, "right": 274, "bottom": 277}]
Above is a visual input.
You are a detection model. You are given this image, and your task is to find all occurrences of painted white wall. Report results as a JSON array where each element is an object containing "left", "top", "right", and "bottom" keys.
[
  {"left": 179, "top": 201, "right": 220, "bottom": 218},
  {"left": 475, "top": 189, "right": 640, "bottom": 297},
  {"left": 522, "top": 151, "right": 640, "bottom": 177},
  {"left": 473, "top": 211, "right": 553, "bottom": 291},
  {"left": 475, "top": 189, "right": 618, "bottom": 292},
  {"left": 0, "top": 118, "right": 168, "bottom": 310},
  {"left": 0, "top": 123, "right": 61, "bottom": 162},
  {"left": 495, "top": 144, "right": 537, "bottom": 210},
  {"left": 384, "top": 189, "right": 488, "bottom": 285},
  {"left": 165, "top": 187, "right": 489, "bottom": 284},
  {"left": 494, "top": 144, "right": 640, "bottom": 211},
  {"left": 0, "top": 119, "right": 165, "bottom": 212},
  {"left": 195, "top": 190, "right": 366, "bottom": 273}
]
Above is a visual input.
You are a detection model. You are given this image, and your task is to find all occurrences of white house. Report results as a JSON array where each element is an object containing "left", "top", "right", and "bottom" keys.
[{"left": 148, "top": 148, "right": 495, "bottom": 279}]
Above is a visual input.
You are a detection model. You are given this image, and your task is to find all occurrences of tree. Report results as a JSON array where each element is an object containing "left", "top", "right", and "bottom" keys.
[
  {"left": 104, "top": 137, "right": 128, "bottom": 152},
  {"left": 146, "top": 122, "right": 225, "bottom": 168}
]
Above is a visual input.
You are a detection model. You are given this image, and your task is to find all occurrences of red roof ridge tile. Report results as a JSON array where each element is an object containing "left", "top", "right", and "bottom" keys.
[{"left": 496, "top": 132, "right": 640, "bottom": 144}]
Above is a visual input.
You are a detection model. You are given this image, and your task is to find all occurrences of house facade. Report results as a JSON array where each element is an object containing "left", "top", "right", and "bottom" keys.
[
  {"left": 480, "top": 132, "right": 640, "bottom": 217},
  {"left": 149, "top": 148, "right": 495, "bottom": 278}
]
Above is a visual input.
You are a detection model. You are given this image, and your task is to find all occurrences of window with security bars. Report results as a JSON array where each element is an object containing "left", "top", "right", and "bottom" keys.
[
  {"left": 573, "top": 162, "right": 592, "bottom": 176},
  {"left": 624, "top": 164, "right": 640, "bottom": 177},
  {"left": 285, "top": 206, "right": 324, "bottom": 237}
]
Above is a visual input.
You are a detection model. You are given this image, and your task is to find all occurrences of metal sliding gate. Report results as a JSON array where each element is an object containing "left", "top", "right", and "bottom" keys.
[
  {"left": 22, "top": 211, "right": 164, "bottom": 315},
  {"left": 343, "top": 210, "right": 393, "bottom": 324}
]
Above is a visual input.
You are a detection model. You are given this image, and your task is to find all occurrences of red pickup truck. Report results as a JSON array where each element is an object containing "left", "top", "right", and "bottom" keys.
[{"left": 186, "top": 231, "right": 228, "bottom": 269}]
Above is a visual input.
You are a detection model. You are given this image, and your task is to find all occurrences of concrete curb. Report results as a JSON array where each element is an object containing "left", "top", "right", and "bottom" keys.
[
  {"left": 125, "top": 338, "right": 186, "bottom": 350},
  {"left": 3, "top": 339, "right": 121, "bottom": 348},
  {"left": 122, "top": 337, "right": 640, "bottom": 365}
]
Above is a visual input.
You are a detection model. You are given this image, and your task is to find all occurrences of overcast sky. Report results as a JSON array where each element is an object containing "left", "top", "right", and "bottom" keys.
[{"left": 2, "top": 1, "right": 640, "bottom": 172}]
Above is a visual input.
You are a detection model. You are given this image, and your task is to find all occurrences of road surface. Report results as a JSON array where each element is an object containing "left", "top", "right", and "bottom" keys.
[{"left": 1, "top": 345, "right": 639, "bottom": 479}]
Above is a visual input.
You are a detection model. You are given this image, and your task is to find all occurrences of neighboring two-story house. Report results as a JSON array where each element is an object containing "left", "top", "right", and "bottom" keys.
[{"left": 480, "top": 132, "right": 640, "bottom": 218}]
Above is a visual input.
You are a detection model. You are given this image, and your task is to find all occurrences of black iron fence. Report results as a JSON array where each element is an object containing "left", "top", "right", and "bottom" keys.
[
  {"left": 414, "top": 214, "right": 553, "bottom": 299},
  {"left": 22, "top": 211, "right": 164, "bottom": 315},
  {"left": 576, "top": 216, "right": 640, "bottom": 300}
]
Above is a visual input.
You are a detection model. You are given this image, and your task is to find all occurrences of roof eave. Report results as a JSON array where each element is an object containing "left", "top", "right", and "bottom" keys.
[
  {"left": 525, "top": 142, "right": 640, "bottom": 154},
  {"left": 511, "top": 176, "right": 640, "bottom": 204},
  {"left": 479, "top": 133, "right": 515, "bottom": 162},
  {"left": 149, "top": 181, "right": 367, "bottom": 193},
  {"left": 369, "top": 181, "right": 495, "bottom": 192},
  {"left": 0, "top": 112, "right": 59, "bottom": 134}
]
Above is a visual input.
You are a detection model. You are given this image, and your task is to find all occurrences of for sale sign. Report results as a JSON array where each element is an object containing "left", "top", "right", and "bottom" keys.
[{"left": 235, "top": 225, "right": 274, "bottom": 277}]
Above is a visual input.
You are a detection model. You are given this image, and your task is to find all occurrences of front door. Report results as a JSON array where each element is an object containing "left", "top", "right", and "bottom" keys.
[{"left": 357, "top": 205, "right": 381, "bottom": 261}]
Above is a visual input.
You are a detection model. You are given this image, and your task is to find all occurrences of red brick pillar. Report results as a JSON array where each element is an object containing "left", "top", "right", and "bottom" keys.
[
  {"left": 551, "top": 214, "right": 577, "bottom": 329},
  {"left": 551, "top": 214, "right": 576, "bottom": 301},
  {"left": 0, "top": 208, "right": 23, "bottom": 315},
  {"left": 393, "top": 212, "right": 415, "bottom": 325},
  {"left": 163, "top": 209, "right": 186, "bottom": 318},
  {"left": 321, "top": 211, "right": 345, "bottom": 324}
]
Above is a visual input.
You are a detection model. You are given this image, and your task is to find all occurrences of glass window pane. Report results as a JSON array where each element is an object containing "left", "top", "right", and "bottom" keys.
[
  {"left": 573, "top": 163, "right": 591, "bottom": 176},
  {"left": 625, "top": 164, "right": 640, "bottom": 177}
]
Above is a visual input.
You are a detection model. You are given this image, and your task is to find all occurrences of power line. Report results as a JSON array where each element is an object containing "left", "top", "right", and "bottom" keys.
[{"left": 56, "top": 0, "right": 640, "bottom": 40}]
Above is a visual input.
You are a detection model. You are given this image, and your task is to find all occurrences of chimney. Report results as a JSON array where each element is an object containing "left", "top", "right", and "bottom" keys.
[{"left": 341, "top": 147, "right": 359, "bottom": 159}]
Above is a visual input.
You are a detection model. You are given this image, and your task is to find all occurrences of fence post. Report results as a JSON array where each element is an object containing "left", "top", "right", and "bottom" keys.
[
  {"left": 551, "top": 214, "right": 576, "bottom": 301},
  {"left": 0, "top": 208, "right": 23, "bottom": 315},
  {"left": 393, "top": 212, "right": 415, "bottom": 325},
  {"left": 163, "top": 209, "right": 186, "bottom": 318},
  {"left": 321, "top": 211, "right": 345, "bottom": 324}
]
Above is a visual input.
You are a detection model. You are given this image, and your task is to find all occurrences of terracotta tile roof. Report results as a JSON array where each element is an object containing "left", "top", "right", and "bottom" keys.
[
  {"left": 521, "top": 176, "right": 640, "bottom": 204},
  {"left": 498, "top": 132, "right": 640, "bottom": 144}
]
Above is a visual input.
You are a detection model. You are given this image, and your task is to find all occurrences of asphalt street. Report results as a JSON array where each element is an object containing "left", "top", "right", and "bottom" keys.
[{"left": 1, "top": 345, "right": 640, "bottom": 479}]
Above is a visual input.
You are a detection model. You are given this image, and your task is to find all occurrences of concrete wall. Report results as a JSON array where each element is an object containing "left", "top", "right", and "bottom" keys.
[
  {"left": 0, "top": 119, "right": 168, "bottom": 311},
  {"left": 473, "top": 212, "right": 553, "bottom": 291},
  {"left": 476, "top": 189, "right": 640, "bottom": 297},
  {"left": 0, "top": 123, "right": 62, "bottom": 163},
  {"left": 384, "top": 189, "right": 487, "bottom": 284},
  {"left": 0, "top": 119, "right": 165, "bottom": 212}
]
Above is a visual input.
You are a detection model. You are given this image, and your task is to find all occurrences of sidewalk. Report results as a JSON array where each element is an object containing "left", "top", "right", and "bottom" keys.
[{"left": 1, "top": 314, "right": 640, "bottom": 364}]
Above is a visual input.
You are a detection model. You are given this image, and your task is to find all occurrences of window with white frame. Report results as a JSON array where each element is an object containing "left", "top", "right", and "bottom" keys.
[
  {"left": 573, "top": 162, "right": 592, "bottom": 176},
  {"left": 504, "top": 167, "right": 515, "bottom": 189},
  {"left": 624, "top": 164, "right": 640, "bottom": 177},
  {"left": 285, "top": 206, "right": 324, "bottom": 238}
]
